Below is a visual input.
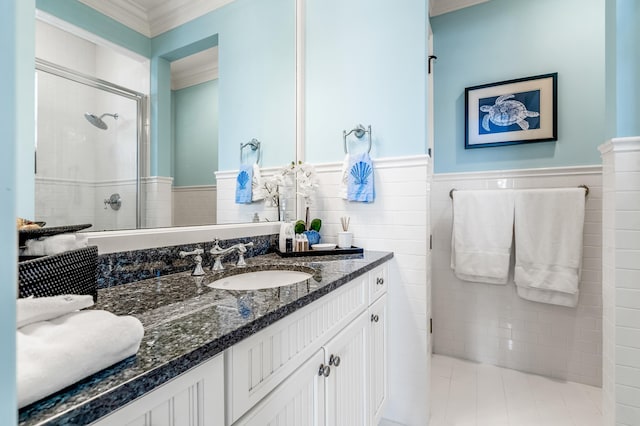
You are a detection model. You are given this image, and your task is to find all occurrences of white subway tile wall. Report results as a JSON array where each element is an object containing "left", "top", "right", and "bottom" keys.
[
  {"left": 141, "top": 177, "right": 173, "bottom": 228},
  {"left": 309, "top": 156, "right": 430, "bottom": 425},
  {"left": 431, "top": 167, "right": 603, "bottom": 387},
  {"left": 172, "top": 186, "right": 217, "bottom": 226},
  {"left": 600, "top": 138, "right": 640, "bottom": 425}
]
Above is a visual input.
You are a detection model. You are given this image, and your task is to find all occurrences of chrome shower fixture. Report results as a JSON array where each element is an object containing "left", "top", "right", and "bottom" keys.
[{"left": 84, "top": 112, "right": 119, "bottom": 130}]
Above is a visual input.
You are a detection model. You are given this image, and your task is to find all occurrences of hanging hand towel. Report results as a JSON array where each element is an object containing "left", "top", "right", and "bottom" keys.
[
  {"left": 450, "top": 189, "right": 515, "bottom": 284},
  {"left": 346, "top": 152, "right": 375, "bottom": 202},
  {"left": 235, "top": 164, "right": 254, "bottom": 204},
  {"left": 251, "top": 163, "right": 264, "bottom": 201},
  {"left": 338, "top": 154, "right": 350, "bottom": 200},
  {"left": 17, "top": 309, "right": 144, "bottom": 408},
  {"left": 514, "top": 188, "right": 585, "bottom": 307}
]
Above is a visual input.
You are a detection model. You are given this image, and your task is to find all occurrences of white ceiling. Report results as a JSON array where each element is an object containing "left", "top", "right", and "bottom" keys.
[{"left": 79, "top": 0, "right": 491, "bottom": 38}]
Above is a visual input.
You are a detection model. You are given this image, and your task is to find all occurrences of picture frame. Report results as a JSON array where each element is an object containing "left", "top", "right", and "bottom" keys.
[{"left": 465, "top": 73, "right": 557, "bottom": 149}]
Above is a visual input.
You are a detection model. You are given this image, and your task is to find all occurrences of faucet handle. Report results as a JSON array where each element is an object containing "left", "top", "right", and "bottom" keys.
[
  {"left": 238, "top": 241, "right": 255, "bottom": 253},
  {"left": 179, "top": 248, "right": 204, "bottom": 258}
]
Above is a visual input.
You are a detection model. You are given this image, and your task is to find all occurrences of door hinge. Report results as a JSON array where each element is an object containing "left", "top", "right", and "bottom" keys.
[
  {"left": 430, "top": 318, "right": 433, "bottom": 334},
  {"left": 429, "top": 234, "right": 432, "bottom": 250}
]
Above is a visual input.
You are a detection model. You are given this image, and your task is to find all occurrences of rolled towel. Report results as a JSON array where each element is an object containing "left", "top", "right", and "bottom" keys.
[
  {"left": 17, "top": 309, "right": 144, "bottom": 408},
  {"left": 235, "top": 164, "right": 254, "bottom": 204},
  {"left": 17, "top": 294, "right": 94, "bottom": 328},
  {"left": 23, "top": 233, "right": 89, "bottom": 256},
  {"left": 251, "top": 163, "right": 264, "bottom": 201}
]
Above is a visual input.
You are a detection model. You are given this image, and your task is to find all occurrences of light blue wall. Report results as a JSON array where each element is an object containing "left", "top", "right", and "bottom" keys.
[
  {"left": 151, "top": 0, "right": 295, "bottom": 172},
  {"left": 36, "top": 0, "right": 150, "bottom": 57},
  {"left": 305, "top": 0, "right": 427, "bottom": 163},
  {"left": 0, "top": 0, "right": 33, "bottom": 421},
  {"left": 432, "top": 0, "right": 605, "bottom": 173},
  {"left": 611, "top": 0, "right": 640, "bottom": 137},
  {"left": 172, "top": 80, "right": 219, "bottom": 186}
]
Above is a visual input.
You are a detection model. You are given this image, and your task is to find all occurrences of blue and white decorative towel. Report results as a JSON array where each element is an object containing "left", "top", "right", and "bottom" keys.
[
  {"left": 347, "top": 152, "right": 375, "bottom": 203},
  {"left": 235, "top": 164, "right": 253, "bottom": 204}
]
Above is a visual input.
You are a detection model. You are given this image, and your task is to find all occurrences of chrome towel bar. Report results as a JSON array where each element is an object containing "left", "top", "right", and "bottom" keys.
[{"left": 449, "top": 185, "right": 590, "bottom": 200}]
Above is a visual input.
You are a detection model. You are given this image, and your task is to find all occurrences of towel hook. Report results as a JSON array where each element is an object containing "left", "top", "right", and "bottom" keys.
[
  {"left": 343, "top": 124, "right": 372, "bottom": 154},
  {"left": 240, "top": 138, "right": 261, "bottom": 165}
]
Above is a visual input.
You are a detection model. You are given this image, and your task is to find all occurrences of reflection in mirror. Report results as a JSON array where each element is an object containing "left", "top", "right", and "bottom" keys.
[
  {"left": 170, "top": 47, "right": 219, "bottom": 226},
  {"left": 34, "top": 0, "right": 297, "bottom": 231},
  {"left": 34, "top": 19, "right": 147, "bottom": 232}
]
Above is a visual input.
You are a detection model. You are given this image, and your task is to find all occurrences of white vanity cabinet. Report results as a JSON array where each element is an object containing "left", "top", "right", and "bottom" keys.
[
  {"left": 231, "top": 262, "right": 389, "bottom": 426},
  {"left": 91, "top": 353, "right": 224, "bottom": 426}
]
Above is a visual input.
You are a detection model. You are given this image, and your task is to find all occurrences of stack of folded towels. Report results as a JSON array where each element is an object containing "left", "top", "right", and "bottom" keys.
[{"left": 17, "top": 294, "right": 144, "bottom": 408}]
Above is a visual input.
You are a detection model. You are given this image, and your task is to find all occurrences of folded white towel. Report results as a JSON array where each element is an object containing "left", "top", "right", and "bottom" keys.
[
  {"left": 17, "top": 310, "right": 144, "bottom": 408},
  {"left": 17, "top": 294, "right": 94, "bottom": 328},
  {"left": 450, "top": 189, "right": 515, "bottom": 284},
  {"left": 514, "top": 188, "right": 585, "bottom": 307},
  {"left": 251, "top": 163, "right": 264, "bottom": 201},
  {"left": 23, "top": 233, "right": 89, "bottom": 256},
  {"left": 339, "top": 154, "right": 350, "bottom": 200}
]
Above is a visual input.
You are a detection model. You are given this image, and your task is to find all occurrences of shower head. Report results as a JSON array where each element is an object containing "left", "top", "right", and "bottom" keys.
[{"left": 84, "top": 112, "right": 118, "bottom": 130}]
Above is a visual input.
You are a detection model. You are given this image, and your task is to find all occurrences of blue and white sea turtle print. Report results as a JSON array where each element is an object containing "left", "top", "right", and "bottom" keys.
[{"left": 479, "top": 92, "right": 540, "bottom": 133}]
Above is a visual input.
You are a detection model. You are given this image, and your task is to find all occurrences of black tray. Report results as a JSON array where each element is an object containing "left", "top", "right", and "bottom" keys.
[
  {"left": 274, "top": 246, "right": 364, "bottom": 258},
  {"left": 19, "top": 223, "right": 92, "bottom": 247}
]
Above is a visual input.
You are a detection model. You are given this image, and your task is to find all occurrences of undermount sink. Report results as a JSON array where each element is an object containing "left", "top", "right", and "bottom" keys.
[{"left": 207, "top": 268, "right": 314, "bottom": 291}]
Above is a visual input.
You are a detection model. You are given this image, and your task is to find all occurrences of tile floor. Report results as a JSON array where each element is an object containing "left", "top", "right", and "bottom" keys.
[{"left": 429, "top": 354, "right": 603, "bottom": 426}]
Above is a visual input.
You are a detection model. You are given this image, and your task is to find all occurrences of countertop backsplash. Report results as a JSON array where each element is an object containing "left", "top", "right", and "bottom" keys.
[{"left": 97, "top": 234, "right": 278, "bottom": 288}]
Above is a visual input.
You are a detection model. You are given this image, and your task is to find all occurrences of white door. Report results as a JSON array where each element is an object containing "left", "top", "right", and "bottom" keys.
[
  {"left": 324, "top": 311, "right": 369, "bottom": 426},
  {"left": 234, "top": 349, "right": 326, "bottom": 426}
]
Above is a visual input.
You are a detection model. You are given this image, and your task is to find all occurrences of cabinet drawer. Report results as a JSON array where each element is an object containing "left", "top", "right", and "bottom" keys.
[
  {"left": 368, "top": 264, "right": 388, "bottom": 304},
  {"left": 227, "top": 275, "right": 368, "bottom": 424}
]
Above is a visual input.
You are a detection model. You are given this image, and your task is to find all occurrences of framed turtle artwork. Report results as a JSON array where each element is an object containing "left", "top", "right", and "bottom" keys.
[{"left": 465, "top": 73, "right": 557, "bottom": 149}]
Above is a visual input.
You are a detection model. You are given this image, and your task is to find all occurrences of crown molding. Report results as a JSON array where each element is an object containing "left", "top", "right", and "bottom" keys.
[
  {"left": 430, "top": 0, "right": 490, "bottom": 17},
  {"left": 79, "top": 0, "right": 234, "bottom": 38}
]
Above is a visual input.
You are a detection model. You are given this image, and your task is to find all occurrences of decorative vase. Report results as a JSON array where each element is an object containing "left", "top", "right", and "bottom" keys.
[{"left": 303, "top": 230, "right": 321, "bottom": 246}]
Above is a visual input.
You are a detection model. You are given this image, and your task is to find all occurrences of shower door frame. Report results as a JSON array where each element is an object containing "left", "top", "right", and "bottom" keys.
[{"left": 35, "top": 58, "right": 147, "bottom": 229}]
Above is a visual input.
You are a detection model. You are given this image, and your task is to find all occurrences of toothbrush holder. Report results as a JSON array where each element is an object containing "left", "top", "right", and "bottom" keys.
[{"left": 337, "top": 232, "right": 353, "bottom": 249}]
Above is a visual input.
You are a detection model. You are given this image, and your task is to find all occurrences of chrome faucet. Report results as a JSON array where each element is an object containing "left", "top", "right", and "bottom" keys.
[
  {"left": 210, "top": 239, "right": 255, "bottom": 271},
  {"left": 179, "top": 248, "right": 205, "bottom": 276}
]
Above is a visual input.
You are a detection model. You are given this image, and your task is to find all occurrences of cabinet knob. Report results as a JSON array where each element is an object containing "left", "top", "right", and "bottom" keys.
[
  {"left": 318, "top": 364, "right": 331, "bottom": 377},
  {"left": 376, "top": 277, "right": 384, "bottom": 285},
  {"left": 371, "top": 314, "right": 379, "bottom": 323},
  {"left": 329, "top": 354, "right": 341, "bottom": 367}
]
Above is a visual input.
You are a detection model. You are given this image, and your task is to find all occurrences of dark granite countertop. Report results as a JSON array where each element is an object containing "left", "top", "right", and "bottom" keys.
[{"left": 19, "top": 250, "right": 393, "bottom": 426}]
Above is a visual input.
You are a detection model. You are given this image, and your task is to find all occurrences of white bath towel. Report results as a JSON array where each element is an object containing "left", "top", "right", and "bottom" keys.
[
  {"left": 17, "top": 310, "right": 144, "bottom": 408},
  {"left": 450, "top": 189, "right": 515, "bottom": 284},
  {"left": 514, "top": 188, "right": 586, "bottom": 307},
  {"left": 17, "top": 294, "right": 94, "bottom": 328},
  {"left": 251, "top": 163, "right": 264, "bottom": 201}
]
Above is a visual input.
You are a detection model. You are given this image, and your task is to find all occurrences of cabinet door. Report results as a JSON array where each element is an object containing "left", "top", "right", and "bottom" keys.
[
  {"left": 324, "top": 311, "right": 369, "bottom": 426},
  {"left": 233, "top": 349, "right": 326, "bottom": 426},
  {"left": 91, "top": 354, "right": 224, "bottom": 426},
  {"left": 369, "top": 294, "right": 387, "bottom": 426}
]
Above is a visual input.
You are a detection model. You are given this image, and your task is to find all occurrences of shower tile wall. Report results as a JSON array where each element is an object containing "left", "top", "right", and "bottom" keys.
[{"left": 431, "top": 166, "right": 603, "bottom": 386}]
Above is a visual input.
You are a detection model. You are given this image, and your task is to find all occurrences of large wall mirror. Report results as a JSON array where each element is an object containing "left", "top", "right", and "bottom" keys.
[{"left": 33, "top": 0, "right": 296, "bottom": 232}]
